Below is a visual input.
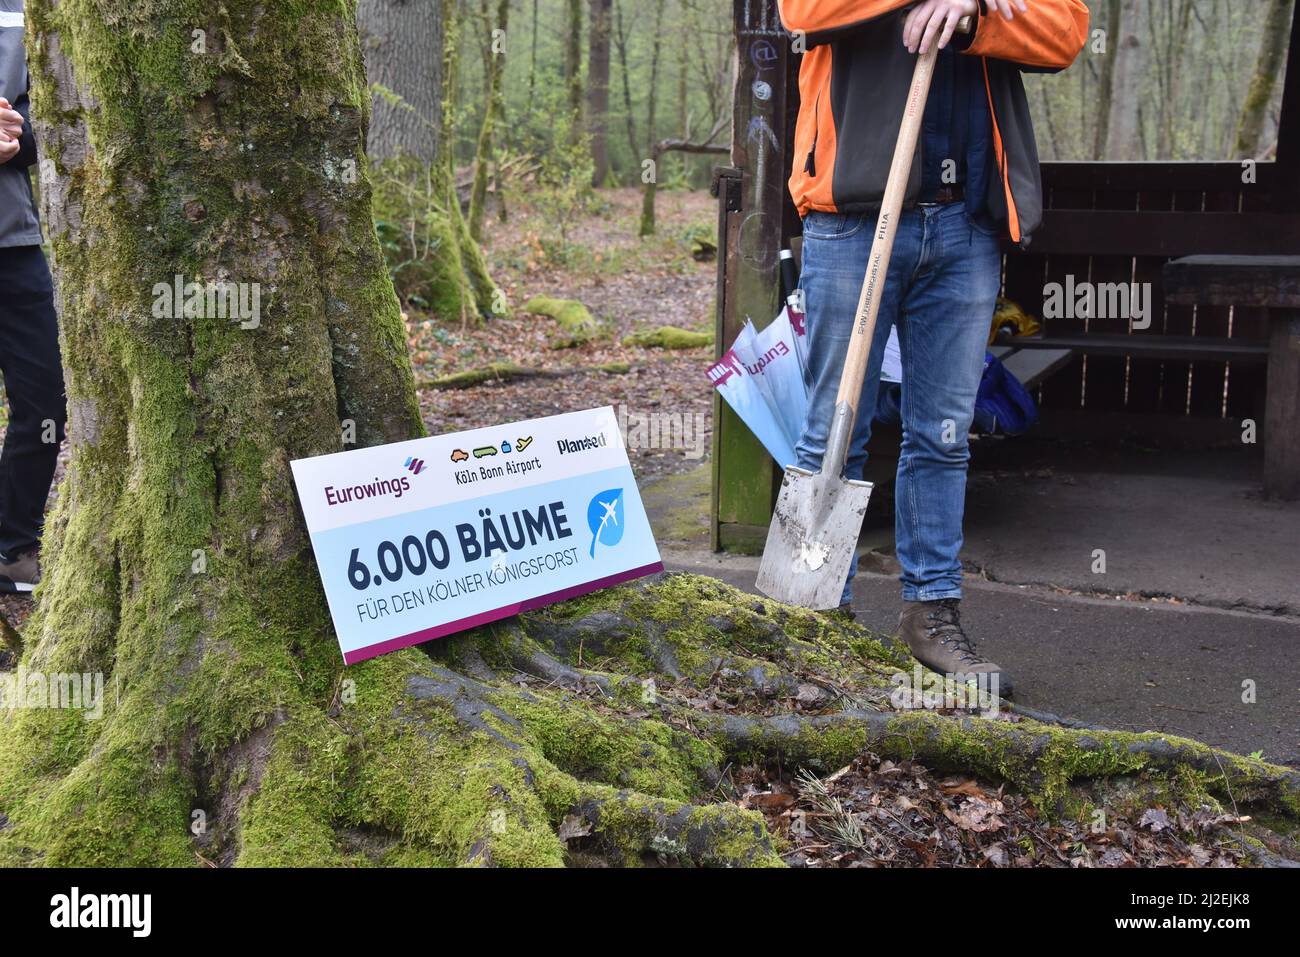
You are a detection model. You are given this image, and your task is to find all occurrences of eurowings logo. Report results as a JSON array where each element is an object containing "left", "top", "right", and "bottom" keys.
[{"left": 404, "top": 456, "right": 425, "bottom": 476}]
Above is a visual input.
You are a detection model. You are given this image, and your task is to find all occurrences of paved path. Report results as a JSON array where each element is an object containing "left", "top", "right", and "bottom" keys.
[
  {"left": 662, "top": 548, "right": 1300, "bottom": 766},
  {"left": 961, "top": 446, "right": 1300, "bottom": 616}
]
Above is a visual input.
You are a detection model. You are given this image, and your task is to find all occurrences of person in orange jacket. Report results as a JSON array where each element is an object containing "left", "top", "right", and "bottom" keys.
[{"left": 779, "top": 0, "right": 1088, "bottom": 695}]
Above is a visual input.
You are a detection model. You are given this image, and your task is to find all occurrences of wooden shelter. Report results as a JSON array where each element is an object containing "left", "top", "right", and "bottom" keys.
[{"left": 711, "top": 0, "right": 1300, "bottom": 552}]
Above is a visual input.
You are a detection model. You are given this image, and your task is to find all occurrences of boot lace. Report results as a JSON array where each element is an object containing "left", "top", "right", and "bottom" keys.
[{"left": 925, "top": 599, "right": 989, "bottom": 667}]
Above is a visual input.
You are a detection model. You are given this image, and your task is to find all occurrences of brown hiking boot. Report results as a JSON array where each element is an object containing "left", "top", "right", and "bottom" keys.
[
  {"left": 0, "top": 550, "right": 40, "bottom": 593},
  {"left": 897, "top": 598, "right": 1013, "bottom": 698}
]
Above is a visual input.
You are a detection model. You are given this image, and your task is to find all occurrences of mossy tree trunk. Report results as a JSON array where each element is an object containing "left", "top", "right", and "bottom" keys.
[
  {"left": 563, "top": 0, "right": 584, "bottom": 142},
  {"left": 362, "top": 0, "right": 500, "bottom": 322},
  {"left": 0, "top": 0, "right": 422, "bottom": 865},
  {"left": 435, "top": 0, "right": 501, "bottom": 320},
  {"left": 1233, "top": 0, "right": 1294, "bottom": 159},
  {"left": 467, "top": 0, "right": 510, "bottom": 243}
]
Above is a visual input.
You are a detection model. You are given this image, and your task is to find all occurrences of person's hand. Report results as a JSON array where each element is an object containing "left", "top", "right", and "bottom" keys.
[
  {"left": 0, "top": 135, "right": 19, "bottom": 165},
  {"left": 904, "top": 0, "right": 1028, "bottom": 54},
  {"left": 0, "top": 98, "right": 22, "bottom": 142}
]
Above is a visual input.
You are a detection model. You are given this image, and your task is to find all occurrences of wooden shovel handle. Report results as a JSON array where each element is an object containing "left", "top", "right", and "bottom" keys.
[{"left": 832, "top": 15, "right": 972, "bottom": 415}]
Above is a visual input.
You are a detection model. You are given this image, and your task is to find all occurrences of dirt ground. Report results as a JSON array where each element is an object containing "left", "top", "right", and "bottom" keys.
[{"left": 415, "top": 186, "right": 716, "bottom": 485}]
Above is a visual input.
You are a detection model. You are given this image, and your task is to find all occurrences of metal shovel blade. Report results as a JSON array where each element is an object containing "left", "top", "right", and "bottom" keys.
[
  {"left": 755, "top": 403, "right": 873, "bottom": 609},
  {"left": 755, "top": 464, "right": 873, "bottom": 609}
]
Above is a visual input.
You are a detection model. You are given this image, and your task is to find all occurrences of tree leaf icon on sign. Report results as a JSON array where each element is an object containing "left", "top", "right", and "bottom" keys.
[{"left": 587, "top": 489, "right": 625, "bottom": 558}]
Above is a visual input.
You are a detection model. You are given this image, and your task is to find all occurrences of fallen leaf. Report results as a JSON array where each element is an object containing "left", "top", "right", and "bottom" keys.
[{"left": 557, "top": 814, "right": 593, "bottom": 842}]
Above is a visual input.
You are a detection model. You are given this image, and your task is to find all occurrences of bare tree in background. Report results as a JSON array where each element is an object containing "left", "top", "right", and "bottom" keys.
[
  {"left": 564, "top": 0, "right": 584, "bottom": 141},
  {"left": 1091, "top": 0, "right": 1121, "bottom": 160},
  {"left": 1102, "top": 0, "right": 1147, "bottom": 160},
  {"left": 469, "top": 0, "right": 512, "bottom": 239},
  {"left": 1234, "top": 0, "right": 1295, "bottom": 158},
  {"left": 358, "top": 0, "right": 442, "bottom": 163},
  {"left": 588, "top": 0, "right": 614, "bottom": 185}
]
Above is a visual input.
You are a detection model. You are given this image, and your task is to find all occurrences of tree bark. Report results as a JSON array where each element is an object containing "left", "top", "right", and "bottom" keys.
[
  {"left": 587, "top": 0, "right": 613, "bottom": 186},
  {"left": 614, "top": 0, "right": 640, "bottom": 158},
  {"left": 564, "top": 0, "right": 584, "bottom": 142},
  {"left": 358, "top": 0, "right": 442, "bottom": 163},
  {"left": 468, "top": 0, "right": 511, "bottom": 241},
  {"left": 1102, "top": 0, "right": 1146, "bottom": 161},
  {"left": 1091, "top": 0, "right": 1121, "bottom": 160},
  {"left": 1233, "top": 0, "right": 1294, "bottom": 159},
  {"left": 439, "top": 0, "right": 501, "bottom": 318},
  {"left": 5, "top": 0, "right": 1296, "bottom": 870},
  {"left": 1, "top": 0, "right": 425, "bottom": 864},
  {"left": 637, "top": 1, "right": 668, "bottom": 236},
  {"left": 527, "top": 0, "right": 540, "bottom": 114}
]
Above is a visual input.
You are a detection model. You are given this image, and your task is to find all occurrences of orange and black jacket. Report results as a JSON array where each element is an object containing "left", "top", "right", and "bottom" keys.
[{"left": 779, "top": 0, "right": 1089, "bottom": 246}]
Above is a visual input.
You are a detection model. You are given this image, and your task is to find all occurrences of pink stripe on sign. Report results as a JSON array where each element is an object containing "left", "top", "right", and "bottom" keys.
[{"left": 341, "top": 562, "right": 666, "bottom": 665}]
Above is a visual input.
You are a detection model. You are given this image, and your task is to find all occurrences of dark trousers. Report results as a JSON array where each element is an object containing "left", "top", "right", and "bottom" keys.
[{"left": 0, "top": 244, "right": 66, "bottom": 558}]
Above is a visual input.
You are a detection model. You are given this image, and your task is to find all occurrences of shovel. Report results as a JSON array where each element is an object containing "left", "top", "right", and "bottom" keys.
[{"left": 756, "top": 17, "right": 969, "bottom": 609}]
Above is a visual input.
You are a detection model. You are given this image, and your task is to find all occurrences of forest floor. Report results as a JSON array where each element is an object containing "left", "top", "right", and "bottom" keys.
[
  {"left": 412, "top": 186, "right": 717, "bottom": 486},
  {"left": 720, "top": 751, "right": 1255, "bottom": 867}
]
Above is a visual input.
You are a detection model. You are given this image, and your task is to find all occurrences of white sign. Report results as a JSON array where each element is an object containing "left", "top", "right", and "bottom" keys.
[{"left": 291, "top": 407, "right": 663, "bottom": 664}]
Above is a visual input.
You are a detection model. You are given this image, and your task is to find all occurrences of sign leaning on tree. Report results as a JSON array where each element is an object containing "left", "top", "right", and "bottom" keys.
[{"left": 291, "top": 406, "right": 663, "bottom": 663}]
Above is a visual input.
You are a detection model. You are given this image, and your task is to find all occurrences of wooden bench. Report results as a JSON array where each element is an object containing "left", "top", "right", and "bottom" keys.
[
  {"left": 1005, "top": 333, "right": 1268, "bottom": 363},
  {"left": 1161, "top": 255, "right": 1300, "bottom": 500},
  {"left": 990, "top": 343, "right": 1076, "bottom": 392}
]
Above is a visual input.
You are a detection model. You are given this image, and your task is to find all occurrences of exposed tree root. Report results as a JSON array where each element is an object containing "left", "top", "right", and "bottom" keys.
[
  {"left": 2, "top": 573, "right": 1296, "bottom": 867},
  {"left": 703, "top": 709, "right": 1300, "bottom": 816}
]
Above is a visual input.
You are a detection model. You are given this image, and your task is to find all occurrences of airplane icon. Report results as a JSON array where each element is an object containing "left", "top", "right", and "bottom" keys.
[{"left": 598, "top": 498, "right": 619, "bottom": 526}]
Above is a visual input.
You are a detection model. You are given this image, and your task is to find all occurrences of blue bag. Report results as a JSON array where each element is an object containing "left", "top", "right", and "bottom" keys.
[
  {"left": 874, "top": 352, "right": 1037, "bottom": 436},
  {"left": 972, "top": 351, "right": 1038, "bottom": 435}
]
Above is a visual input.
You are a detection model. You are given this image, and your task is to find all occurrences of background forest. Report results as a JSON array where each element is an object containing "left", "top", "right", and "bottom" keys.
[{"left": 445, "top": 0, "right": 1292, "bottom": 192}]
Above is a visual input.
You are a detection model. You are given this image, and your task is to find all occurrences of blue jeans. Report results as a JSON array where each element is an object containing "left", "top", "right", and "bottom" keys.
[{"left": 795, "top": 203, "right": 1001, "bottom": 606}]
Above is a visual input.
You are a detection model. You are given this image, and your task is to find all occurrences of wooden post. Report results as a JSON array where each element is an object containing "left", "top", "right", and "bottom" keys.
[
  {"left": 711, "top": 0, "right": 797, "bottom": 553},
  {"left": 1265, "top": 310, "right": 1300, "bottom": 500},
  {"left": 1274, "top": 1, "right": 1300, "bottom": 212}
]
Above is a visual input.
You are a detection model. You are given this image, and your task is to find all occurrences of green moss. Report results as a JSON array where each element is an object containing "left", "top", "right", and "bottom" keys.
[
  {"left": 372, "top": 157, "right": 502, "bottom": 323},
  {"left": 522, "top": 295, "right": 605, "bottom": 348},
  {"left": 640, "top": 464, "right": 710, "bottom": 545},
  {"left": 335, "top": 653, "right": 566, "bottom": 868},
  {"left": 876, "top": 712, "right": 1300, "bottom": 819},
  {"left": 569, "top": 787, "right": 782, "bottom": 867},
  {"left": 235, "top": 713, "right": 348, "bottom": 867},
  {"left": 499, "top": 691, "right": 722, "bottom": 802},
  {"left": 594, "top": 360, "right": 630, "bottom": 374},
  {"left": 422, "top": 362, "right": 537, "bottom": 390},
  {"left": 623, "top": 326, "right": 712, "bottom": 350}
]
